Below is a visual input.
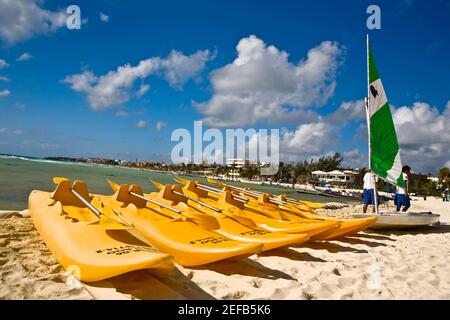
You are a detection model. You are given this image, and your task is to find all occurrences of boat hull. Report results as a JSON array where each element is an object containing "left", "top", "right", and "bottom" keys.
[{"left": 352, "top": 212, "right": 440, "bottom": 229}]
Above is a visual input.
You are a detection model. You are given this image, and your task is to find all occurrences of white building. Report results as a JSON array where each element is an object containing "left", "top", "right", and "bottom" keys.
[
  {"left": 311, "top": 170, "right": 357, "bottom": 184},
  {"left": 226, "top": 158, "right": 248, "bottom": 168}
]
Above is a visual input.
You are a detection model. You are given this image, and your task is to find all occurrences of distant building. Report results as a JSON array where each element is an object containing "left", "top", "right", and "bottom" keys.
[
  {"left": 311, "top": 170, "right": 357, "bottom": 185},
  {"left": 225, "top": 158, "right": 248, "bottom": 180},
  {"left": 226, "top": 158, "right": 248, "bottom": 168},
  {"left": 192, "top": 170, "right": 213, "bottom": 176}
]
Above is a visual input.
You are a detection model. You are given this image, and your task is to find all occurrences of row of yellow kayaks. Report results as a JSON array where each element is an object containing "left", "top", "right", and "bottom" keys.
[{"left": 28, "top": 177, "right": 376, "bottom": 282}]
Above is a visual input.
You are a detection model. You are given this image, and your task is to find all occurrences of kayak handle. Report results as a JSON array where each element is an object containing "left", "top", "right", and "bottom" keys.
[
  {"left": 71, "top": 188, "right": 102, "bottom": 217},
  {"left": 129, "top": 191, "right": 182, "bottom": 214},
  {"left": 195, "top": 184, "right": 248, "bottom": 203},
  {"left": 172, "top": 190, "right": 222, "bottom": 213}
]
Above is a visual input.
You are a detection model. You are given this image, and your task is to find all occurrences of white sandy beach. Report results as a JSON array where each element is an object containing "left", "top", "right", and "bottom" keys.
[{"left": 1, "top": 198, "right": 449, "bottom": 300}]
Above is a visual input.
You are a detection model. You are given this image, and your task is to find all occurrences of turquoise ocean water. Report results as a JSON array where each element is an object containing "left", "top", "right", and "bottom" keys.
[{"left": 0, "top": 155, "right": 348, "bottom": 210}]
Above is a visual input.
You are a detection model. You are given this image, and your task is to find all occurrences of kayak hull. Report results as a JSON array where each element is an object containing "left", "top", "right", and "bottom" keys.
[
  {"left": 101, "top": 185, "right": 263, "bottom": 267},
  {"left": 29, "top": 190, "right": 174, "bottom": 282},
  {"left": 352, "top": 212, "right": 440, "bottom": 229}
]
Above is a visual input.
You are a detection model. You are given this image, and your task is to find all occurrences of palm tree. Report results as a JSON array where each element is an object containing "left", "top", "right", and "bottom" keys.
[{"left": 438, "top": 167, "right": 450, "bottom": 190}]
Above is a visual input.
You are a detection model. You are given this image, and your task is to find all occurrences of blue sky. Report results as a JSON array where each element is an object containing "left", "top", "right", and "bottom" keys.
[{"left": 0, "top": 0, "right": 449, "bottom": 173}]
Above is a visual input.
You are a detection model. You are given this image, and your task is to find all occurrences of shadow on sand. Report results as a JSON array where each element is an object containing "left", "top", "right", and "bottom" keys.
[
  {"left": 299, "top": 241, "right": 369, "bottom": 254},
  {"left": 332, "top": 236, "right": 389, "bottom": 248},
  {"left": 152, "top": 267, "right": 217, "bottom": 300},
  {"left": 347, "top": 232, "right": 396, "bottom": 241},
  {"left": 192, "top": 257, "right": 296, "bottom": 281},
  {"left": 84, "top": 268, "right": 216, "bottom": 300},
  {"left": 258, "top": 248, "right": 327, "bottom": 262}
]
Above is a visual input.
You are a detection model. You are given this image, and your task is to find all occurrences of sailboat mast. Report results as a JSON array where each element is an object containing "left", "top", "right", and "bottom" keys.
[
  {"left": 366, "top": 34, "right": 371, "bottom": 170},
  {"left": 366, "top": 34, "right": 379, "bottom": 213}
]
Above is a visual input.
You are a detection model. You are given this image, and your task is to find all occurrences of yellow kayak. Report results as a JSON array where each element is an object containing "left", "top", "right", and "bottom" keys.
[
  {"left": 273, "top": 194, "right": 377, "bottom": 239},
  {"left": 196, "top": 178, "right": 377, "bottom": 239},
  {"left": 98, "top": 183, "right": 263, "bottom": 266},
  {"left": 169, "top": 180, "right": 340, "bottom": 238},
  {"left": 141, "top": 180, "right": 310, "bottom": 251},
  {"left": 29, "top": 179, "right": 174, "bottom": 282}
]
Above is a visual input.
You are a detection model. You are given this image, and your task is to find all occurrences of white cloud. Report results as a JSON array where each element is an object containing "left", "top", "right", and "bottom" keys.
[
  {"left": 0, "top": 0, "right": 66, "bottom": 45},
  {"left": 279, "top": 99, "right": 364, "bottom": 159},
  {"left": 0, "top": 128, "right": 23, "bottom": 135},
  {"left": 392, "top": 101, "right": 450, "bottom": 173},
  {"left": 326, "top": 100, "right": 366, "bottom": 125},
  {"left": 342, "top": 149, "right": 366, "bottom": 168},
  {"left": 0, "top": 59, "right": 8, "bottom": 69},
  {"left": 0, "top": 76, "right": 9, "bottom": 82},
  {"left": 160, "top": 50, "right": 215, "bottom": 89},
  {"left": 135, "top": 120, "right": 148, "bottom": 128},
  {"left": 280, "top": 99, "right": 450, "bottom": 173},
  {"left": 63, "top": 49, "right": 212, "bottom": 110},
  {"left": 100, "top": 12, "right": 109, "bottom": 23},
  {"left": 195, "top": 35, "right": 344, "bottom": 127},
  {"left": 155, "top": 121, "right": 167, "bottom": 131},
  {"left": 279, "top": 99, "right": 450, "bottom": 173},
  {"left": 137, "top": 84, "right": 149, "bottom": 97},
  {"left": 281, "top": 122, "right": 336, "bottom": 156},
  {"left": 16, "top": 52, "right": 32, "bottom": 61},
  {"left": 0, "top": 89, "right": 10, "bottom": 97}
]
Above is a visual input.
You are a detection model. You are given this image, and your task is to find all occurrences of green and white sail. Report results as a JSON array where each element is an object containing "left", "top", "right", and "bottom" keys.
[{"left": 367, "top": 37, "right": 404, "bottom": 188}]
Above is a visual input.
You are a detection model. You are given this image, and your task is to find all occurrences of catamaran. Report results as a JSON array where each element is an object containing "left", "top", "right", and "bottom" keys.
[{"left": 352, "top": 35, "right": 440, "bottom": 229}]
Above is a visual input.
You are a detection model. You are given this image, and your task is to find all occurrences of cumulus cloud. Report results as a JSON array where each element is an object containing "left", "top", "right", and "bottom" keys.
[
  {"left": 0, "top": 76, "right": 10, "bottom": 82},
  {"left": 281, "top": 122, "right": 336, "bottom": 156},
  {"left": 155, "top": 121, "right": 167, "bottom": 131},
  {"left": 342, "top": 149, "right": 366, "bottom": 168},
  {"left": 100, "top": 12, "right": 109, "bottom": 23},
  {"left": 0, "top": 89, "right": 10, "bottom": 97},
  {"left": 280, "top": 99, "right": 450, "bottom": 172},
  {"left": 16, "top": 52, "right": 32, "bottom": 61},
  {"left": 326, "top": 100, "right": 366, "bottom": 125},
  {"left": 63, "top": 49, "right": 212, "bottom": 110},
  {"left": 0, "top": 0, "right": 66, "bottom": 45},
  {"left": 135, "top": 120, "right": 148, "bottom": 128},
  {"left": 195, "top": 35, "right": 344, "bottom": 127},
  {"left": 279, "top": 99, "right": 364, "bottom": 159},
  {"left": 393, "top": 101, "right": 450, "bottom": 173},
  {"left": 0, "top": 59, "right": 8, "bottom": 69}
]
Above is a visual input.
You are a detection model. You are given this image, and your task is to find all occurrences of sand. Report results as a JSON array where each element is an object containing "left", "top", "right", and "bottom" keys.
[
  {"left": 0, "top": 211, "right": 91, "bottom": 300},
  {"left": 0, "top": 198, "right": 449, "bottom": 300}
]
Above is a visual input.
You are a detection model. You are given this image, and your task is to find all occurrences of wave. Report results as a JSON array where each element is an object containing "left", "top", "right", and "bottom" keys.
[{"left": 0, "top": 155, "right": 93, "bottom": 166}]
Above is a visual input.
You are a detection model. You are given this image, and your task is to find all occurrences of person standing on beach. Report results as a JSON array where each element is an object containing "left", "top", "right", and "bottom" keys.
[
  {"left": 362, "top": 169, "right": 379, "bottom": 213},
  {"left": 395, "top": 165, "right": 411, "bottom": 212}
]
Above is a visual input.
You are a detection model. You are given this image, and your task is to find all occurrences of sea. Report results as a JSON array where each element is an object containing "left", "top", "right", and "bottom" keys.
[{"left": 0, "top": 155, "right": 348, "bottom": 210}]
